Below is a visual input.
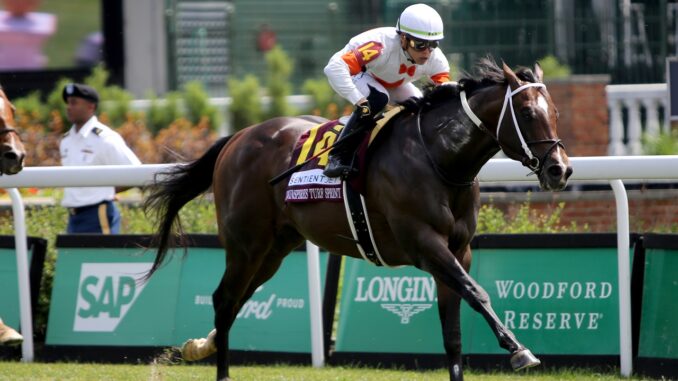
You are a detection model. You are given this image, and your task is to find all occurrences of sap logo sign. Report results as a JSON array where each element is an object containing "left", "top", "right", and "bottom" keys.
[{"left": 73, "top": 263, "right": 152, "bottom": 332}]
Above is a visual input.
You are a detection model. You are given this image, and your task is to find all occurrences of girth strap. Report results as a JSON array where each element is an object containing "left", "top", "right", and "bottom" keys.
[{"left": 342, "top": 181, "right": 387, "bottom": 266}]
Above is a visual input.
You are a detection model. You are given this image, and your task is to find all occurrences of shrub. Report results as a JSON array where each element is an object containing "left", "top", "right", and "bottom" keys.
[
  {"left": 301, "top": 77, "right": 350, "bottom": 119},
  {"left": 145, "top": 91, "right": 183, "bottom": 135},
  {"left": 12, "top": 92, "right": 49, "bottom": 125},
  {"left": 182, "top": 81, "right": 220, "bottom": 131},
  {"left": 477, "top": 197, "right": 588, "bottom": 234},
  {"left": 265, "top": 46, "right": 294, "bottom": 118},
  {"left": 228, "top": 74, "right": 263, "bottom": 131},
  {"left": 643, "top": 130, "right": 678, "bottom": 155},
  {"left": 537, "top": 55, "right": 571, "bottom": 79}
]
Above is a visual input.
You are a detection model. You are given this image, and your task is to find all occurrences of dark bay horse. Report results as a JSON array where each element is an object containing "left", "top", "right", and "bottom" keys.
[
  {"left": 145, "top": 59, "right": 572, "bottom": 381},
  {"left": 0, "top": 86, "right": 25, "bottom": 175}
]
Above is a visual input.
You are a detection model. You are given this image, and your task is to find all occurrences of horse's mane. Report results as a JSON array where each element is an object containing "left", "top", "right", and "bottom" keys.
[{"left": 408, "top": 57, "right": 538, "bottom": 111}]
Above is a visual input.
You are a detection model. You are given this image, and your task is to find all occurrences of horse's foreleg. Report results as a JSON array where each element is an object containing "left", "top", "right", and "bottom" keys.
[
  {"left": 420, "top": 239, "right": 540, "bottom": 371},
  {"left": 435, "top": 279, "right": 464, "bottom": 381}
]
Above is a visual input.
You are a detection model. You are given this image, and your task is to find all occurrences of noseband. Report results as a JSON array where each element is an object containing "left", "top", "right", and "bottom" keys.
[
  {"left": 0, "top": 127, "right": 16, "bottom": 135},
  {"left": 461, "top": 83, "right": 564, "bottom": 173}
]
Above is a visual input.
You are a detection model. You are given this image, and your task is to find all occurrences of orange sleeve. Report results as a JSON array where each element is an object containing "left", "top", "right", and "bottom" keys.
[
  {"left": 431, "top": 72, "right": 451, "bottom": 85},
  {"left": 341, "top": 51, "right": 364, "bottom": 76}
]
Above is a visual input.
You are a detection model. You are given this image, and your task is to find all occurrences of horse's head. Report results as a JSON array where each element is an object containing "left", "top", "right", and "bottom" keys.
[
  {"left": 462, "top": 60, "right": 572, "bottom": 191},
  {"left": 0, "top": 87, "right": 26, "bottom": 175},
  {"left": 494, "top": 62, "right": 572, "bottom": 190}
]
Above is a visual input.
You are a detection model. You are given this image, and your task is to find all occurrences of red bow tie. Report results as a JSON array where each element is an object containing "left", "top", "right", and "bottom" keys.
[{"left": 399, "top": 64, "right": 416, "bottom": 77}]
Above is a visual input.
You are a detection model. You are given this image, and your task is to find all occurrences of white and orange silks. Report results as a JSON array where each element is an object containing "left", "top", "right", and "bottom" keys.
[{"left": 324, "top": 27, "right": 450, "bottom": 106}]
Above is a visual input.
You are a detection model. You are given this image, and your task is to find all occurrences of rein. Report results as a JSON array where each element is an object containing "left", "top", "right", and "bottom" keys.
[{"left": 460, "top": 83, "right": 564, "bottom": 174}]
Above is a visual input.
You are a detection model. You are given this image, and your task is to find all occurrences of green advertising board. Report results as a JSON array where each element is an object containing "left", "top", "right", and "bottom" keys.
[
  {"left": 638, "top": 234, "right": 678, "bottom": 360},
  {"left": 335, "top": 234, "right": 632, "bottom": 356},
  {"left": 0, "top": 248, "right": 29, "bottom": 329},
  {"left": 47, "top": 235, "right": 327, "bottom": 353},
  {"left": 0, "top": 237, "right": 46, "bottom": 330},
  {"left": 335, "top": 258, "right": 445, "bottom": 353}
]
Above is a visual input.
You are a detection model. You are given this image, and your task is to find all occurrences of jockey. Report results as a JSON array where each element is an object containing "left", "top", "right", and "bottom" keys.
[{"left": 323, "top": 3, "right": 451, "bottom": 178}]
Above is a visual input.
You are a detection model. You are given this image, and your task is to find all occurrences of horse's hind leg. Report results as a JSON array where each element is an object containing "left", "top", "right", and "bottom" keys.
[
  {"left": 212, "top": 227, "right": 303, "bottom": 381},
  {"left": 238, "top": 228, "right": 304, "bottom": 305},
  {"left": 211, "top": 223, "right": 275, "bottom": 381}
]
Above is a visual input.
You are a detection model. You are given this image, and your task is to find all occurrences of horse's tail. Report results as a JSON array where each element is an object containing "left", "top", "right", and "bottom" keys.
[{"left": 143, "top": 135, "right": 232, "bottom": 280}]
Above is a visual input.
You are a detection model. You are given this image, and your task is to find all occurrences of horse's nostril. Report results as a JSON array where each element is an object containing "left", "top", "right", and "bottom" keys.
[
  {"left": 3, "top": 152, "right": 17, "bottom": 161},
  {"left": 547, "top": 164, "right": 563, "bottom": 178},
  {"left": 565, "top": 166, "right": 573, "bottom": 180}
]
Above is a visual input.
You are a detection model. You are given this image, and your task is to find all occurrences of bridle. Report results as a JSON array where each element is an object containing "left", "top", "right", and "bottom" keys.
[
  {"left": 0, "top": 98, "right": 18, "bottom": 137},
  {"left": 0, "top": 126, "right": 17, "bottom": 135},
  {"left": 460, "top": 82, "right": 564, "bottom": 173}
]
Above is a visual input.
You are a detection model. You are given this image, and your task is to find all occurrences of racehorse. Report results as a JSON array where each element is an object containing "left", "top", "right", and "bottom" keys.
[
  {"left": 144, "top": 58, "right": 572, "bottom": 381},
  {"left": 0, "top": 86, "right": 25, "bottom": 175}
]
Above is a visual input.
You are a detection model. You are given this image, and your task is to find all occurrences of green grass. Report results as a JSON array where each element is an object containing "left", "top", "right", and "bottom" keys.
[{"left": 0, "top": 362, "right": 658, "bottom": 381}]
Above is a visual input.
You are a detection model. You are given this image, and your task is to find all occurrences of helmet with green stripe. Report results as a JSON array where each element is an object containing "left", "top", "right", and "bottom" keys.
[{"left": 396, "top": 3, "right": 444, "bottom": 41}]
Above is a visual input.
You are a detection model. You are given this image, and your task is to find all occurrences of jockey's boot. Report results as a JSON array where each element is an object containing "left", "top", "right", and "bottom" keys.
[{"left": 323, "top": 109, "right": 372, "bottom": 179}]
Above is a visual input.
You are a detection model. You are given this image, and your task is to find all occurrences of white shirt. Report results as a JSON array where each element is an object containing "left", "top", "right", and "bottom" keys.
[
  {"left": 324, "top": 27, "right": 450, "bottom": 105},
  {"left": 59, "top": 116, "right": 141, "bottom": 208}
]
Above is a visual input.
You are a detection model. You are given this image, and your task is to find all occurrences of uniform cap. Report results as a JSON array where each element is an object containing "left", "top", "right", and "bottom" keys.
[{"left": 62, "top": 83, "right": 99, "bottom": 104}]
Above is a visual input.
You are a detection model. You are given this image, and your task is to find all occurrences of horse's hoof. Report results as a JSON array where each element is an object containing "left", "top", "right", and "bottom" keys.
[
  {"left": 181, "top": 338, "right": 205, "bottom": 361},
  {"left": 181, "top": 329, "right": 217, "bottom": 361},
  {"left": 510, "top": 348, "right": 541, "bottom": 371}
]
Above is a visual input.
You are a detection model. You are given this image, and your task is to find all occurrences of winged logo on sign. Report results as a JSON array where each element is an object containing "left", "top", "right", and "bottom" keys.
[{"left": 381, "top": 303, "right": 432, "bottom": 324}]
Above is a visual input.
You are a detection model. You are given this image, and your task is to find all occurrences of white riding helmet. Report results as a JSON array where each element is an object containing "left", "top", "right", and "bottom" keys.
[{"left": 396, "top": 3, "right": 444, "bottom": 41}]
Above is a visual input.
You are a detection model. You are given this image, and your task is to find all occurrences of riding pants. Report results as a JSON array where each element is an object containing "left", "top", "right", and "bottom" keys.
[{"left": 353, "top": 72, "right": 423, "bottom": 111}]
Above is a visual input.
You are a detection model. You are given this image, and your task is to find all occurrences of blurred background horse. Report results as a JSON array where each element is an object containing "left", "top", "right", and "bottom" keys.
[{"left": 0, "top": 85, "right": 25, "bottom": 175}]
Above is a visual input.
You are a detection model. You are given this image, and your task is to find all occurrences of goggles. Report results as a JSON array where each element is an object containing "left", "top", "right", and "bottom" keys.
[{"left": 407, "top": 38, "right": 439, "bottom": 52}]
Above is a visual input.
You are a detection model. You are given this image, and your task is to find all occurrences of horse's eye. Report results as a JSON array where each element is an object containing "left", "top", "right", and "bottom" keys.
[{"left": 520, "top": 108, "right": 534, "bottom": 121}]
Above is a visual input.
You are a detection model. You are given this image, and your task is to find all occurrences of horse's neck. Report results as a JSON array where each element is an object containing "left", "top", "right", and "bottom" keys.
[{"left": 421, "top": 100, "right": 499, "bottom": 184}]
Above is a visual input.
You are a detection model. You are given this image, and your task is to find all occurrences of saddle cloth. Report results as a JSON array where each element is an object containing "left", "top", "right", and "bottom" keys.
[{"left": 284, "top": 107, "right": 403, "bottom": 203}]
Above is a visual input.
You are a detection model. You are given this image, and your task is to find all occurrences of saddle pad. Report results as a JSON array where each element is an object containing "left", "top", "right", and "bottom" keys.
[{"left": 285, "top": 120, "right": 344, "bottom": 203}]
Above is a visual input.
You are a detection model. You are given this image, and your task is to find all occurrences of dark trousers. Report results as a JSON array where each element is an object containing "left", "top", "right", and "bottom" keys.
[{"left": 67, "top": 200, "right": 121, "bottom": 234}]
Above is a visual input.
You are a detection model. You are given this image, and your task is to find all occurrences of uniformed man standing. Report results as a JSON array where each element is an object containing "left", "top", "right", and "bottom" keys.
[{"left": 60, "top": 83, "right": 141, "bottom": 234}]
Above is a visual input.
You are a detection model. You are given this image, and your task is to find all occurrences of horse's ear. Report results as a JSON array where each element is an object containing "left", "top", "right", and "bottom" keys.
[
  {"left": 502, "top": 61, "right": 520, "bottom": 88},
  {"left": 534, "top": 62, "right": 544, "bottom": 82}
]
